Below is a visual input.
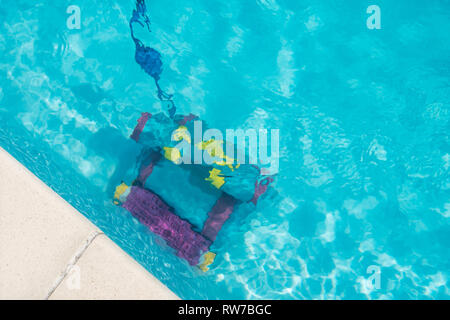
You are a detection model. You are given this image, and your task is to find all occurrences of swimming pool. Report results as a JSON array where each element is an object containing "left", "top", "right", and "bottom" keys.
[{"left": 0, "top": 0, "right": 449, "bottom": 299}]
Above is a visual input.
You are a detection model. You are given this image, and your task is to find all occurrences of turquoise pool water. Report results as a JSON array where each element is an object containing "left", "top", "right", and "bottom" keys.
[{"left": 0, "top": 0, "right": 449, "bottom": 299}]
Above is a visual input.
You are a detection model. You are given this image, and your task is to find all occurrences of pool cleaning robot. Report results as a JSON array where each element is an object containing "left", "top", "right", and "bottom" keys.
[
  {"left": 113, "top": 0, "right": 274, "bottom": 272},
  {"left": 114, "top": 111, "right": 273, "bottom": 271}
]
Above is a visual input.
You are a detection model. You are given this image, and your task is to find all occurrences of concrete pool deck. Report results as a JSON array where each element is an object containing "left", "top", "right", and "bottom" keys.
[{"left": 0, "top": 147, "right": 178, "bottom": 300}]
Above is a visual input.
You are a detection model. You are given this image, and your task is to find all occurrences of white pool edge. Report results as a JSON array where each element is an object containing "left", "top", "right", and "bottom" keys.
[{"left": 0, "top": 147, "right": 179, "bottom": 300}]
